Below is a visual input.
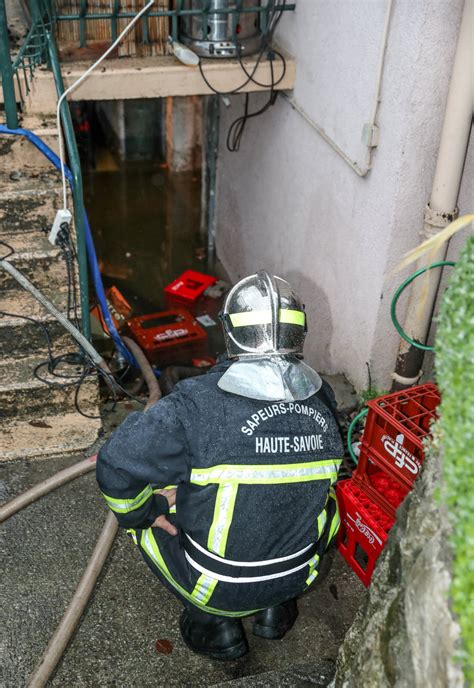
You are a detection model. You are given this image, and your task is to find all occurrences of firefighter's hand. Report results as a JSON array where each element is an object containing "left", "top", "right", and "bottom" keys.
[{"left": 151, "top": 489, "right": 177, "bottom": 536}]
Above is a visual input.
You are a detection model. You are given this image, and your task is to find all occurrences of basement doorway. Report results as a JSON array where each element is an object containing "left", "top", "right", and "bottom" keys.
[{"left": 72, "top": 97, "right": 206, "bottom": 315}]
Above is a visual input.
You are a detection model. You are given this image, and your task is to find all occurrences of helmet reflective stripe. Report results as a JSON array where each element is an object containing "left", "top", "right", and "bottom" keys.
[
  {"left": 221, "top": 271, "right": 307, "bottom": 358},
  {"left": 229, "top": 309, "right": 306, "bottom": 328}
]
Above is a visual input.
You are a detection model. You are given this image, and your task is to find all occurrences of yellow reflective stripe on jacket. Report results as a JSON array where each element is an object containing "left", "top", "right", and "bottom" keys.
[
  {"left": 229, "top": 309, "right": 305, "bottom": 328},
  {"left": 140, "top": 529, "right": 261, "bottom": 617},
  {"left": 305, "top": 553, "right": 320, "bottom": 586},
  {"left": 102, "top": 484, "right": 153, "bottom": 513},
  {"left": 207, "top": 483, "right": 238, "bottom": 556},
  {"left": 192, "top": 574, "right": 218, "bottom": 605},
  {"left": 317, "top": 509, "right": 327, "bottom": 540},
  {"left": 327, "top": 508, "right": 341, "bottom": 544},
  {"left": 191, "top": 460, "right": 339, "bottom": 486}
]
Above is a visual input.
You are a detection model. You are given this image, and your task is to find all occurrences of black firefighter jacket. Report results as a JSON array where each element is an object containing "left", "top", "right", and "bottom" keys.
[{"left": 96, "top": 360, "right": 343, "bottom": 616}]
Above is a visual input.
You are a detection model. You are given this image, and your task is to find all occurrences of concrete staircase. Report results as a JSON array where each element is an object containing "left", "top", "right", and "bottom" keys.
[{"left": 0, "top": 115, "right": 101, "bottom": 461}]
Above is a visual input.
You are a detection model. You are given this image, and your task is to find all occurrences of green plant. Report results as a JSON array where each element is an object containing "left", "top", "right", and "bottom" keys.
[{"left": 434, "top": 233, "right": 474, "bottom": 682}]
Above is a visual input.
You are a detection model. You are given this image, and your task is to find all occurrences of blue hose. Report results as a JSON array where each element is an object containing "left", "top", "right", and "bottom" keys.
[{"left": 0, "top": 124, "right": 133, "bottom": 364}]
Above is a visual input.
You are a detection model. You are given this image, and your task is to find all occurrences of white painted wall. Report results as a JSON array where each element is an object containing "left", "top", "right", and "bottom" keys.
[{"left": 216, "top": 0, "right": 474, "bottom": 391}]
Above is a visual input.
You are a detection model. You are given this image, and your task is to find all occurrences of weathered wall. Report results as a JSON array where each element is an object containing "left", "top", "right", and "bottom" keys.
[
  {"left": 330, "top": 448, "right": 464, "bottom": 688},
  {"left": 216, "top": 0, "right": 474, "bottom": 390}
]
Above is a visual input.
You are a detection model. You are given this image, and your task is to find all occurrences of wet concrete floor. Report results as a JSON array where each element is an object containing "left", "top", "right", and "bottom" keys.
[{"left": 0, "top": 402, "right": 366, "bottom": 688}]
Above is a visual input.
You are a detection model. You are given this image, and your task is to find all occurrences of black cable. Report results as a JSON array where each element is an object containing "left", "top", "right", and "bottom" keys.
[
  {"left": 226, "top": 54, "right": 278, "bottom": 152},
  {"left": 0, "top": 240, "right": 15, "bottom": 261},
  {"left": 198, "top": 0, "right": 285, "bottom": 96}
]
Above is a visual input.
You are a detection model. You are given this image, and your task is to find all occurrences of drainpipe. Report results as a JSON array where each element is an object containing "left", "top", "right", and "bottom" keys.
[
  {"left": 392, "top": 0, "right": 474, "bottom": 389},
  {"left": 0, "top": 0, "right": 18, "bottom": 129}
]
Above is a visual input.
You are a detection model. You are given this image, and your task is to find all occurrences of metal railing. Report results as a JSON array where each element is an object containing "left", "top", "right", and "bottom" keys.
[{"left": 1, "top": 0, "right": 296, "bottom": 341}]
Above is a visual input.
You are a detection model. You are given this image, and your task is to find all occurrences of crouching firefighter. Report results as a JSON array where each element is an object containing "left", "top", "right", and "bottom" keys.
[{"left": 96, "top": 271, "right": 343, "bottom": 661}]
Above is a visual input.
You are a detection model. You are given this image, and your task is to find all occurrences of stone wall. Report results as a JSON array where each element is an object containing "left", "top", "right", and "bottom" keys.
[{"left": 331, "top": 449, "right": 464, "bottom": 688}]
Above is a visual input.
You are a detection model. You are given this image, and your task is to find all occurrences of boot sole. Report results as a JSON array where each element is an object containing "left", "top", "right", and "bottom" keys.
[
  {"left": 180, "top": 633, "right": 249, "bottom": 661},
  {"left": 252, "top": 622, "right": 293, "bottom": 640},
  {"left": 179, "top": 617, "right": 249, "bottom": 661}
]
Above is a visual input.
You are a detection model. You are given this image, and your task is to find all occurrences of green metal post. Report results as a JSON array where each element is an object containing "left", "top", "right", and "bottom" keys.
[
  {"left": 47, "top": 34, "right": 91, "bottom": 341},
  {"left": 0, "top": 0, "right": 19, "bottom": 128}
]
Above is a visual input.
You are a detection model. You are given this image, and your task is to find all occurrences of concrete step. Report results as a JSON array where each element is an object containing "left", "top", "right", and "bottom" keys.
[
  {"left": 0, "top": 353, "right": 99, "bottom": 421},
  {"left": 0, "top": 303, "right": 76, "bottom": 359},
  {"left": 0, "top": 412, "right": 101, "bottom": 461},
  {"left": 0, "top": 115, "right": 61, "bottom": 172},
  {"left": 0, "top": 168, "right": 69, "bottom": 236},
  {"left": 0, "top": 230, "right": 72, "bottom": 296}
]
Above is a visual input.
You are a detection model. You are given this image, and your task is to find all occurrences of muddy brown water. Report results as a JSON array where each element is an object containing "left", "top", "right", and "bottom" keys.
[{"left": 83, "top": 154, "right": 226, "bottom": 360}]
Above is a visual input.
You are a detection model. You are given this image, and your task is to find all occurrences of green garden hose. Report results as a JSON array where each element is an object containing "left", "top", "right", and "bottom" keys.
[
  {"left": 347, "top": 407, "right": 369, "bottom": 465},
  {"left": 390, "top": 260, "right": 456, "bottom": 352}
]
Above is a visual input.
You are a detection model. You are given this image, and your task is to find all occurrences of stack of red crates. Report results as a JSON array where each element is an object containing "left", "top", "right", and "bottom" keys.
[{"left": 336, "top": 383, "right": 440, "bottom": 586}]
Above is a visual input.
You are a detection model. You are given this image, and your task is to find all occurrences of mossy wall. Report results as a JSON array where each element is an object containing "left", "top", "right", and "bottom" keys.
[{"left": 435, "top": 233, "right": 474, "bottom": 683}]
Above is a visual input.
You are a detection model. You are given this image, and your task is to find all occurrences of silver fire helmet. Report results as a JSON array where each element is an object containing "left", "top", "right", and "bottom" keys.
[{"left": 218, "top": 270, "right": 322, "bottom": 401}]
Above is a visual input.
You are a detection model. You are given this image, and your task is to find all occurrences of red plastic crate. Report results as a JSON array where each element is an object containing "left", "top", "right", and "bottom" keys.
[
  {"left": 352, "top": 448, "right": 410, "bottom": 519},
  {"left": 126, "top": 308, "right": 208, "bottom": 366},
  {"left": 336, "top": 479, "right": 395, "bottom": 587},
  {"left": 164, "top": 270, "right": 217, "bottom": 303},
  {"left": 360, "top": 383, "right": 440, "bottom": 487}
]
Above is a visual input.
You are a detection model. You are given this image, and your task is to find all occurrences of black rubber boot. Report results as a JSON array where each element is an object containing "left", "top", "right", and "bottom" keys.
[
  {"left": 179, "top": 607, "right": 249, "bottom": 661},
  {"left": 252, "top": 599, "right": 298, "bottom": 640}
]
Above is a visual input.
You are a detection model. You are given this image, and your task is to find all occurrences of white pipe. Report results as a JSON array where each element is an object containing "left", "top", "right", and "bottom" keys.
[
  {"left": 282, "top": 0, "right": 393, "bottom": 177},
  {"left": 395, "top": 0, "right": 474, "bottom": 365},
  {"left": 57, "top": 0, "right": 155, "bottom": 210},
  {"left": 0, "top": 259, "right": 107, "bottom": 368}
]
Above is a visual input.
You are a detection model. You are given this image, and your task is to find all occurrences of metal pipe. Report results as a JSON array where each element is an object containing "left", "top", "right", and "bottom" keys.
[
  {"left": 0, "top": 259, "right": 106, "bottom": 369},
  {"left": 392, "top": 0, "right": 474, "bottom": 388},
  {"left": 47, "top": 34, "right": 91, "bottom": 341},
  {"left": 0, "top": 456, "right": 97, "bottom": 524},
  {"left": 0, "top": 0, "right": 19, "bottom": 128},
  {"left": 206, "top": 94, "right": 220, "bottom": 266}
]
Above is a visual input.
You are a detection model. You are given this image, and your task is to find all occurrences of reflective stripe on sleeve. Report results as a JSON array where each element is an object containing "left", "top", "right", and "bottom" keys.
[
  {"left": 229, "top": 309, "right": 305, "bottom": 328},
  {"left": 207, "top": 483, "right": 238, "bottom": 556},
  {"left": 102, "top": 484, "right": 153, "bottom": 513},
  {"left": 191, "top": 461, "right": 339, "bottom": 486}
]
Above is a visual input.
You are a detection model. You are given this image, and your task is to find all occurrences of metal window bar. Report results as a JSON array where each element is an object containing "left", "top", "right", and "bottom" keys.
[{"left": 50, "top": 2, "right": 295, "bottom": 44}]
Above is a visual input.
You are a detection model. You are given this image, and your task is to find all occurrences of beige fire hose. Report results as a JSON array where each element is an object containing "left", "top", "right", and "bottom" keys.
[
  {"left": 22, "top": 341, "right": 161, "bottom": 687},
  {"left": 27, "top": 512, "right": 118, "bottom": 688},
  {"left": 0, "top": 455, "right": 97, "bottom": 524}
]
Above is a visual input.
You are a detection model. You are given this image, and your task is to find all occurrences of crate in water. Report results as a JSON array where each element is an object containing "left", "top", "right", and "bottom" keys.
[
  {"left": 126, "top": 308, "right": 208, "bottom": 366},
  {"left": 165, "top": 270, "right": 217, "bottom": 303},
  {"left": 353, "top": 448, "right": 410, "bottom": 519},
  {"left": 360, "top": 383, "right": 440, "bottom": 487},
  {"left": 336, "top": 479, "right": 395, "bottom": 587}
]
